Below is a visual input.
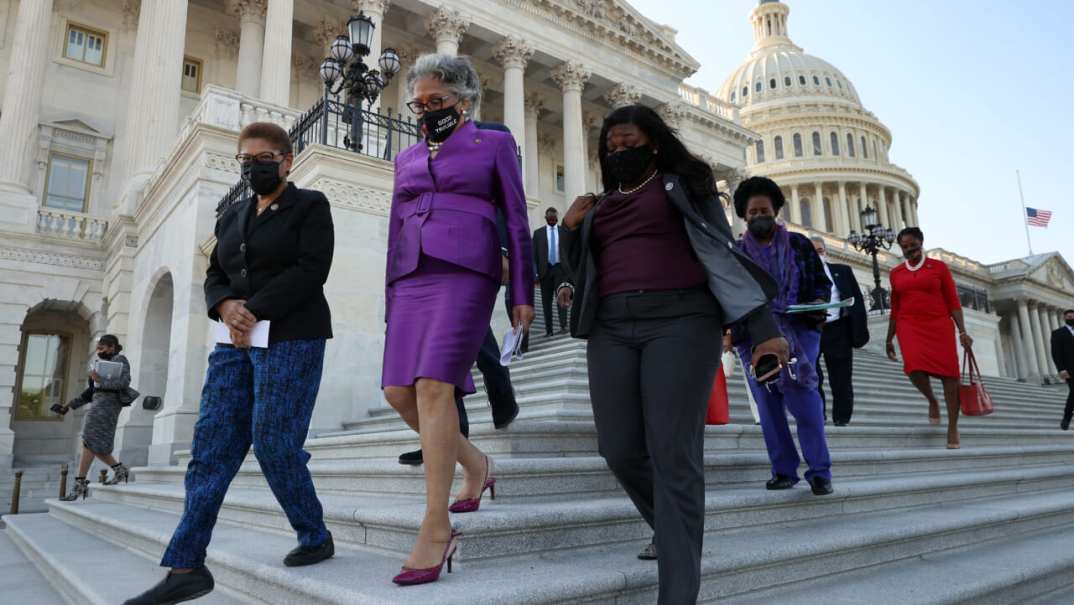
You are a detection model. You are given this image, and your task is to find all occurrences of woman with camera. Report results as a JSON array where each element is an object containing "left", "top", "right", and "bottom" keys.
[
  {"left": 58, "top": 334, "right": 134, "bottom": 501},
  {"left": 556, "top": 104, "right": 786, "bottom": 605}
]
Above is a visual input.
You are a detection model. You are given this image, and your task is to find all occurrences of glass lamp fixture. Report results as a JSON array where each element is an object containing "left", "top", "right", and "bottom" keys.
[
  {"left": 347, "top": 12, "right": 375, "bottom": 55},
  {"left": 860, "top": 205, "right": 879, "bottom": 229},
  {"left": 378, "top": 47, "right": 401, "bottom": 77},
  {"left": 330, "top": 35, "right": 353, "bottom": 62},
  {"left": 319, "top": 57, "right": 342, "bottom": 86}
]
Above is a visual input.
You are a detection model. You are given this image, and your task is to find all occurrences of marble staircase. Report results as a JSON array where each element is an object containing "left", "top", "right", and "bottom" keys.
[{"left": 3, "top": 331, "right": 1073, "bottom": 604}]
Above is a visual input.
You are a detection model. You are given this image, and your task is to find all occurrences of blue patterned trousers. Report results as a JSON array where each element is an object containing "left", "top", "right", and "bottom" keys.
[{"left": 161, "top": 339, "right": 330, "bottom": 568}]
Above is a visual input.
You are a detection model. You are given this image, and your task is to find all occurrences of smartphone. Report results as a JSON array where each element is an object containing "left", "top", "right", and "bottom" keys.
[{"left": 752, "top": 353, "right": 782, "bottom": 384}]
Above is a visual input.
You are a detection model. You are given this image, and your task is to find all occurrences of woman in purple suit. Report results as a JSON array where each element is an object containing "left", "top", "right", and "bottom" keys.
[{"left": 382, "top": 53, "right": 535, "bottom": 586}]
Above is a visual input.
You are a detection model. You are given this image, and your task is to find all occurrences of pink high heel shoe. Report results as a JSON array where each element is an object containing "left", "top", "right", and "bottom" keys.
[
  {"left": 392, "top": 531, "right": 461, "bottom": 586},
  {"left": 448, "top": 456, "right": 495, "bottom": 514}
]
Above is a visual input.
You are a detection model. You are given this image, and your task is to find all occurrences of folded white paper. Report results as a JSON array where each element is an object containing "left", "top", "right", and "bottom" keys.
[
  {"left": 499, "top": 324, "right": 526, "bottom": 366},
  {"left": 213, "top": 320, "right": 271, "bottom": 348},
  {"left": 94, "top": 360, "right": 124, "bottom": 381}
]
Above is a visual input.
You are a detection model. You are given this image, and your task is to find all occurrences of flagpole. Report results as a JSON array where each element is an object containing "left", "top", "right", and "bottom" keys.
[{"left": 1017, "top": 169, "right": 1033, "bottom": 256}]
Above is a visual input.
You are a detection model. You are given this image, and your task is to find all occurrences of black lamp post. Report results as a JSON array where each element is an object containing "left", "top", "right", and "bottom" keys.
[
  {"left": 848, "top": 205, "right": 896, "bottom": 314},
  {"left": 317, "top": 12, "right": 400, "bottom": 151}
]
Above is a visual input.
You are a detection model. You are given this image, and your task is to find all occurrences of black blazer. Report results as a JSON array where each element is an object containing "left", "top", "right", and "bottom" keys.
[
  {"left": 821, "top": 262, "right": 869, "bottom": 355},
  {"left": 532, "top": 225, "right": 564, "bottom": 279},
  {"left": 1051, "top": 325, "right": 1074, "bottom": 375},
  {"left": 205, "top": 183, "right": 334, "bottom": 344},
  {"left": 559, "top": 173, "right": 779, "bottom": 345}
]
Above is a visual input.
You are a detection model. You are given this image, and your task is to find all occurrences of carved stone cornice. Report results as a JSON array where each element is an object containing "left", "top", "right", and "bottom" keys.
[
  {"left": 215, "top": 29, "right": 240, "bottom": 58},
  {"left": 550, "top": 61, "right": 591, "bottom": 93},
  {"left": 313, "top": 17, "right": 343, "bottom": 52},
  {"left": 492, "top": 35, "right": 534, "bottom": 70},
  {"left": 657, "top": 100, "right": 688, "bottom": 128},
  {"left": 604, "top": 83, "right": 640, "bottom": 108},
  {"left": 121, "top": 0, "right": 140, "bottom": 30},
  {"left": 537, "top": 132, "right": 557, "bottom": 150},
  {"left": 0, "top": 246, "right": 104, "bottom": 272},
  {"left": 426, "top": 6, "right": 469, "bottom": 47},
  {"left": 228, "top": 0, "right": 267, "bottom": 22},
  {"left": 307, "top": 177, "right": 392, "bottom": 217},
  {"left": 353, "top": 0, "right": 391, "bottom": 16},
  {"left": 524, "top": 93, "right": 545, "bottom": 114}
]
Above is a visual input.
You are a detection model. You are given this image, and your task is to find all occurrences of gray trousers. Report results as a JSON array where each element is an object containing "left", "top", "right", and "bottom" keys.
[{"left": 586, "top": 289, "right": 722, "bottom": 605}]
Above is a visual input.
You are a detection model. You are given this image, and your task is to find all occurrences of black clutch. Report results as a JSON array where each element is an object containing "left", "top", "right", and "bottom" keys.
[{"left": 50, "top": 403, "right": 69, "bottom": 416}]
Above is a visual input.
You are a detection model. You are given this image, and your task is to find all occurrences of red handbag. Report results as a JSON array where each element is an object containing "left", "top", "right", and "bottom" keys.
[
  {"left": 959, "top": 350, "right": 994, "bottom": 416},
  {"left": 706, "top": 370, "right": 730, "bottom": 425}
]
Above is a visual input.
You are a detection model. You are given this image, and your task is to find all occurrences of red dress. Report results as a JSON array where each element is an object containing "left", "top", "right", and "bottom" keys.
[{"left": 890, "top": 259, "right": 961, "bottom": 378}]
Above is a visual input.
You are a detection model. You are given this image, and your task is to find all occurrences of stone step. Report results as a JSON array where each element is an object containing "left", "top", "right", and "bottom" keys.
[
  {"left": 140, "top": 444, "right": 1074, "bottom": 501},
  {"left": 85, "top": 463, "right": 1074, "bottom": 561},
  {"left": 723, "top": 524, "right": 1074, "bottom": 605},
  {"left": 0, "top": 526, "right": 66, "bottom": 605},
  {"left": 3, "top": 513, "right": 250, "bottom": 605},
  {"left": 40, "top": 487, "right": 1074, "bottom": 604}
]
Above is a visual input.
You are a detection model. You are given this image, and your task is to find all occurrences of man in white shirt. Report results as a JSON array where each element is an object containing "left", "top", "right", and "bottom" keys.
[
  {"left": 812, "top": 237, "right": 869, "bottom": 426},
  {"left": 532, "top": 207, "right": 568, "bottom": 337}
]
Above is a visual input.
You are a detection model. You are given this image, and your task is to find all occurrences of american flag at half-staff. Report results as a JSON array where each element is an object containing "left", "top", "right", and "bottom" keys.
[{"left": 1026, "top": 207, "right": 1053, "bottom": 228}]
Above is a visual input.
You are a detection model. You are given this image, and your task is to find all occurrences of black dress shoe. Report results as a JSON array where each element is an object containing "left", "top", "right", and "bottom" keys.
[
  {"left": 398, "top": 449, "right": 424, "bottom": 465},
  {"left": 637, "top": 540, "right": 657, "bottom": 560},
  {"left": 765, "top": 475, "right": 796, "bottom": 490},
  {"left": 123, "top": 566, "right": 214, "bottom": 605},
  {"left": 1061, "top": 418, "right": 1071, "bottom": 431},
  {"left": 809, "top": 477, "right": 834, "bottom": 496},
  {"left": 284, "top": 533, "right": 334, "bottom": 567},
  {"left": 834, "top": 421, "right": 849, "bottom": 427},
  {"left": 492, "top": 396, "right": 520, "bottom": 430}
]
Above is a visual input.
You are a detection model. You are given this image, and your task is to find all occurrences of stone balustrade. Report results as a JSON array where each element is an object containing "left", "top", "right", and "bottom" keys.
[
  {"left": 177, "top": 84, "right": 300, "bottom": 143},
  {"left": 36, "top": 209, "right": 108, "bottom": 241},
  {"left": 678, "top": 83, "right": 740, "bottom": 122}
]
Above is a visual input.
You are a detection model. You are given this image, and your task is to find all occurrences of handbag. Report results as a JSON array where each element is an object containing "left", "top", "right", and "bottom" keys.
[
  {"left": 118, "top": 386, "right": 141, "bottom": 407},
  {"left": 959, "top": 350, "right": 994, "bottom": 416}
]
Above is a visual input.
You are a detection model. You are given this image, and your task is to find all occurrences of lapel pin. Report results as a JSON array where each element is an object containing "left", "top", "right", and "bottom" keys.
[
  {"left": 665, "top": 183, "right": 674, "bottom": 191},
  {"left": 270, "top": 203, "right": 279, "bottom": 211}
]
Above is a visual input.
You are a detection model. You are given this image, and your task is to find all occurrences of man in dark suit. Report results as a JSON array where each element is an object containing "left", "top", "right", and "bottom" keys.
[
  {"left": 398, "top": 121, "right": 520, "bottom": 465},
  {"left": 1050, "top": 309, "right": 1074, "bottom": 430},
  {"left": 533, "top": 207, "right": 568, "bottom": 336},
  {"left": 812, "top": 237, "right": 869, "bottom": 426}
]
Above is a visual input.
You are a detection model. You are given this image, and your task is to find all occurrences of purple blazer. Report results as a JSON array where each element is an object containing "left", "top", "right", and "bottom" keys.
[{"left": 386, "top": 120, "right": 534, "bottom": 312}]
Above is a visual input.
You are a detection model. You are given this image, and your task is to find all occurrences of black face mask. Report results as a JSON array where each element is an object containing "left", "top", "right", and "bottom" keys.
[
  {"left": 903, "top": 246, "right": 923, "bottom": 261},
  {"left": 98, "top": 351, "right": 115, "bottom": 361},
  {"left": 422, "top": 106, "right": 462, "bottom": 143},
  {"left": 1066, "top": 319, "right": 1074, "bottom": 328},
  {"left": 747, "top": 215, "right": 776, "bottom": 239},
  {"left": 604, "top": 146, "right": 655, "bottom": 188},
  {"left": 242, "top": 160, "right": 283, "bottom": 195}
]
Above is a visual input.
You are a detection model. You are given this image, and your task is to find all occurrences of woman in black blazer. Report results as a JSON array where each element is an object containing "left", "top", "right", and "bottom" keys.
[{"left": 127, "top": 122, "right": 335, "bottom": 605}]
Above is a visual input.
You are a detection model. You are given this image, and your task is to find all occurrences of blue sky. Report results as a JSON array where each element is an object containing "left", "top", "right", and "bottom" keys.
[{"left": 628, "top": 0, "right": 1074, "bottom": 266}]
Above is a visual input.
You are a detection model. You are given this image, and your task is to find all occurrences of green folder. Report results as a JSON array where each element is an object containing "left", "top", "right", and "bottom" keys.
[{"left": 786, "top": 297, "right": 856, "bottom": 314}]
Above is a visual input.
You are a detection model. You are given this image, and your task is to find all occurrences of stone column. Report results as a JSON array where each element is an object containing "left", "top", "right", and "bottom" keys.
[
  {"left": 789, "top": 184, "right": 802, "bottom": 225},
  {"left": 1017, "top": 300, "right": 1041, "bottom": 379},
  {"left": 551, "top": 61, "right": 592, "bottom": 204},
  {"left": 426, "top": 6, "right": 468, "bottom": 56},
  {"left": 1038, "top": 305, "right": 1056, "bottom": 374},
  {"left": 0, "top": 0, "right": 54, "bottom": 193},
  {"left": 493, "top": 35, "right": 534, "bottom": 181},
  {"left": 230, "top": 0, "right": 267, "bottom": 98},
  {"left": 391, "top": 46, "right": 420, "bottom": 118},
  {"left": 604, "top": 83, "right": 641, "bottom": 109},
  {"left": 858, "top": 182, "right": 870, "bottom": 225},
  {"left": 117, "top": 0, "right": 190, "bottom": 213},
  {"left": 812, "top": 181, "right": 827, "bottom": 232},
  {"left": 1027, "top": 302, "right": 1049, "bottom": 378},
  {"left": 1008, "top": 313, "right": 1027, "bottom": 379},
  {"left": 878, "top": 189, "right": 891, "bottom": 229},
  {"left": 524, "top": 95, "right": 542, "bottom": 195},
  {"left": 837, "top": 181, "right": 851, "bottom": 235},
  {"left": 259, "top": 0, "right": 293, "bottom": 106},
  {"left": 892, "top": 189, "right": 905, "bottom": 230},
  {"left": 910, "top": 198, "right": 920, "bottom": 227}
]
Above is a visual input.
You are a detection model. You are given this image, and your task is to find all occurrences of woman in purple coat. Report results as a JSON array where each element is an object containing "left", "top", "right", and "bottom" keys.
[{"left": 382, "top": 54, "right": 535, "bottom": 586}]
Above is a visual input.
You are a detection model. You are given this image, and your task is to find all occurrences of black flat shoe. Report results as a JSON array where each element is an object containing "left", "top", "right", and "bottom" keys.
[
  {"left": 284, "top": 533, "right": 334, "bottom": 567},
  {"left": 834, "top": 421, "right": 848, "bottom": 427},
  {"left": 765, "top": 475, "right": 796, "bottom": 490},
  {"left": 492, "top": 397, "right": 519, "bottom": 430},
  {"left": 809, "top": 477, "right": 834, "bottom": 496},
  {"left": 1062, "top": 418, "right": 1071, "bottom": 431},
  {"left": 637, "top": 540, "right": 657, "bottom": 560},
  {"left": 123, "top": 566, "right": 214, "bottom": 605},
  {"left": 398, "top": 449, "right": 424, "bottom": 466}
]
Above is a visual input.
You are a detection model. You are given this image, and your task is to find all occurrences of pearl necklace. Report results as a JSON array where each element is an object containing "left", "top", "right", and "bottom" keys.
[
  {"left": 905, "top": 256, "right": 926, "bottom": 272},
  {"left": 618, "top": 169, "right": 659, "bottom": 195}
]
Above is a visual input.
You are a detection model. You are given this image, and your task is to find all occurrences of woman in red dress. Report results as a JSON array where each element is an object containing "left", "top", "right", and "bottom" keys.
[{"left": 885, "top": 227, "right": 974, "bottom": 449}]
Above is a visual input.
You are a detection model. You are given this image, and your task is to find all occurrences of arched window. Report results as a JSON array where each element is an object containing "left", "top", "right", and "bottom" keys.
[
  {"left": 830, "top": 132, "right": 840, "bottom": 155},
  {"left": 823, "top": 197, "right": 834, "bottom": 230},
  {"left": 784, "top": 76, "right": 791, "bottom": 87},
  {"left": 742, "top": 86, "right": 748, "bottom": 98},
  {"left": 837, "top": 79, "right": 843, "bottom": 89},
  {"left": 755, "top": 81, "right": 762, "bottom": 93},
  {"left": 875, "top": 139, "right": 881, "bottom": 161},
  {"left": 799, "top": 75, "right": 806, "bottom": 85},
  {"left": 774, "top": 135, "right": 784, "bottom": 160},
  {"left": 861, "top": 135, "right": 868, "bottom": 158},
  {"left": 767, "top": 17, "right": 772, "bottom": 35},
  {"left": 800, "top": 198, "right": 813, "bottom": 227},
  {"left": 813, "top": 75, "right": 820, "bottom": 85},
  {"left": 755, "top": 139, "right": 765, "bottom": 163},
  {"left": 826, "top": 76, "right": 832, "bottom": 86},
  {"left": 847, "top": 133, "right": 855, "bottom": 157},
  {"left": 769, "top": 78, "right": 777, "bottom": 89},
  {"left": 812, "top": 131, "right": 822, "bottom": 156},
  {"left": 730, "top": 91, "right": 736, "bottom": 103},
  {"left": 793, "top": 133, "right": 803, "bottom": 157}
]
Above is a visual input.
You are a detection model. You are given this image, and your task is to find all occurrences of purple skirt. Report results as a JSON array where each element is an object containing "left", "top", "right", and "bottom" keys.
[{"left": 382, "top": 255, "right": 498, "bottom": 395}]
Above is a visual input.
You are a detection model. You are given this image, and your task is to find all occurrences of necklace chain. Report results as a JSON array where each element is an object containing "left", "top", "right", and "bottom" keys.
[
  {"left": 905, "top": 256, "right": 926, "bottom": 272},
  {"left": 618, "top": 169, "right": 659, "bottom": 195}
]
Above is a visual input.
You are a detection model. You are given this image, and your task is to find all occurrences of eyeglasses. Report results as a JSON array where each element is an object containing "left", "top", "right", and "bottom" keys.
[
  {"left": 235, "top": 151, "right": 285, "bottom": 164},
  {"left": 406, "top": 95, "right": 456, "bottom": 115}
]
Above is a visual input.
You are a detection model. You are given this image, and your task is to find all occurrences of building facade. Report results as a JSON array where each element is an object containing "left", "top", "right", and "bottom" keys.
[{"left": 0, "top": 0, "right": 1070, "bottom": 474}]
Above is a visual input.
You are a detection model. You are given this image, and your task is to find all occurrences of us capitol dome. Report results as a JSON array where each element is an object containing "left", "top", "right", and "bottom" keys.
[{"left": 718, "top": 0, "right": 920, "bottom": 237}]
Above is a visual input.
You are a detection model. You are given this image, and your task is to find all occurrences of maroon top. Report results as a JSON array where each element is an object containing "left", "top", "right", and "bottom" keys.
[{"left": 591, "top": 174, "right": 708, "bottom": 297}]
